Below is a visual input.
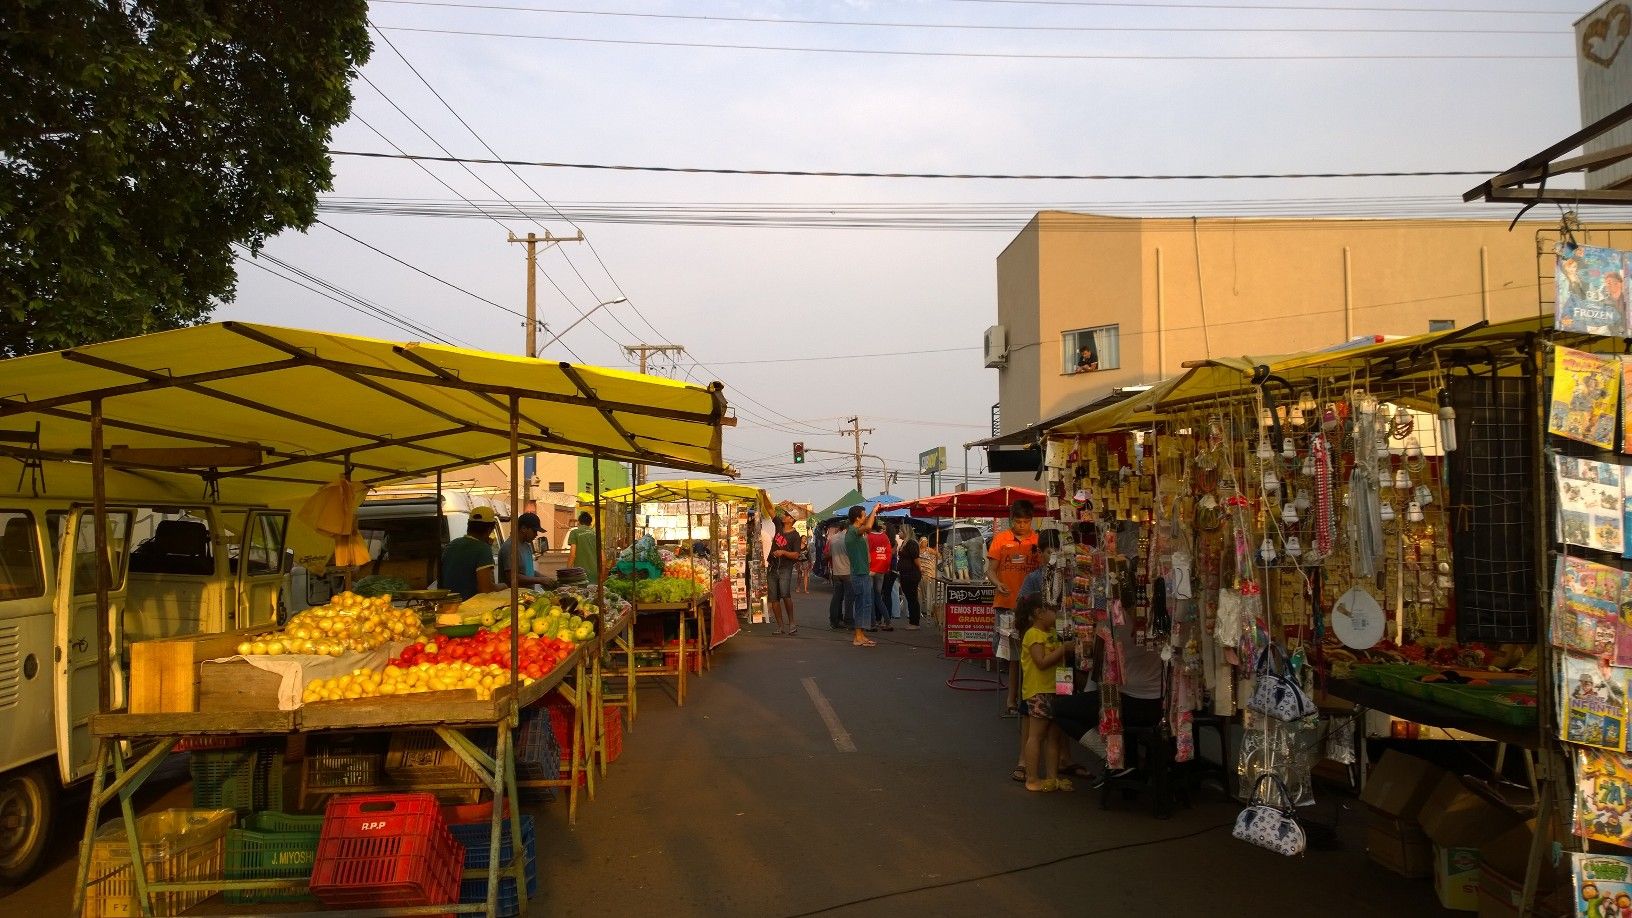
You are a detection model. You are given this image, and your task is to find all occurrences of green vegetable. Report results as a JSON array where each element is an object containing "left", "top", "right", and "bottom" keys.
[{"left": 353, "top": 575, "right": 411, "bottom": 598}]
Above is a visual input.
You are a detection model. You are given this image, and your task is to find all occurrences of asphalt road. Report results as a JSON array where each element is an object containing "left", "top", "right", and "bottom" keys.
[{"left": 2, "top": 585, "right": 1457, "bottom": 916}]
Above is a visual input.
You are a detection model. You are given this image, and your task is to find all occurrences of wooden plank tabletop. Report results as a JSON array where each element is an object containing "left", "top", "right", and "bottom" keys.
[{"left": 93, "top": 642, "right": 590, "bottom": 738}]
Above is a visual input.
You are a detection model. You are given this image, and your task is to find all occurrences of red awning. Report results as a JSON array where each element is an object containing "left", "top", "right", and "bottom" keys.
[{"left": 878, "top": 487, "right": 1055, "bottom": 519}]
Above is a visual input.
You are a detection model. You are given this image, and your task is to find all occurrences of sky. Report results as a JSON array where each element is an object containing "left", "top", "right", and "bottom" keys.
[{"left": 217, "top": 0, "right": 1602, "bottom": 507}]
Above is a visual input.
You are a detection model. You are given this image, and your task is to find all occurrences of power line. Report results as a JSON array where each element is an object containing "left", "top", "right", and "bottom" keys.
[
  {"left": 371, "top": 24, "right": 1573, "bottom": 60},
  {"left": 367, "top": 1, "right": 1568, "bottom": 34},
  {"left": 235, "top": 252, "right": 466, "bottom": 347},
  {"left": 328, "top": 150, "right": 1499, "bottom": 181},
  {"left": 368, "top": 24, "right": 651, "bottom": 347},
  {"left": 352, "top": 76, "right": 623, "bottom": 355}
]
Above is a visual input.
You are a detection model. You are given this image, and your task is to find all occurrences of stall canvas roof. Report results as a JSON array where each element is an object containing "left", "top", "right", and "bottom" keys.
[
  {"left": 976, "top": 316, "right": 1557, "bottom": 442},
  {"left": 879, "top": 487, "right": 1054, "bottom": 519},
  {"left": 578, "top": 479, "right": 773, "bottom": 517},
  {"left": 0, "top": 322, "right": 734, "bottom": 499}
]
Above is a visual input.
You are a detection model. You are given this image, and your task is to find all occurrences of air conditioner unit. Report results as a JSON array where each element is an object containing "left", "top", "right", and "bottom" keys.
[{"left": 984, "top": 325, "right": 1008, "bottom": 369}]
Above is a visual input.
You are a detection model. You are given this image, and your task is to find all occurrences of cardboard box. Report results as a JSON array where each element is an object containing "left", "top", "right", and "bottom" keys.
[
  {"left": 1361, "top": 750, "right": 1448, "bottom": 822},
  {"left": 1475, "top": 818, "right": 1568, "bottom": 918},
  {"left": 1366, "top": 820, "right": 1434, "bottom": 878},
  {"left": 1360, "top": 751, "right": 1449, "bottom": 879},
  {"left": 1419, "top": 774, "right": 1523, "bottom": 911},
  {"left": 128, "top": 627, "right": 277, "bottom": 713}
]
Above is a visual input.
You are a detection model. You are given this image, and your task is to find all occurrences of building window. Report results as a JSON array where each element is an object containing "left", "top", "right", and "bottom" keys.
[
  {"left": 547, "top": 481, "right": 566, "bottom": 493},
  {"left": 1428, "top": 319, "right": 1456, "bottom": 332},
  {"left": 1063, "top": 325, "right": 1119, "bottom": 374}
]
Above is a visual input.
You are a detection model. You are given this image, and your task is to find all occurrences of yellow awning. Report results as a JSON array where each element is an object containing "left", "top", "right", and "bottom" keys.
[
  {"left": 0, "top": 321, "right": 732, "bottom": 489},
  {"left": 1043, "top": 316, "right": 1555, "bottom": 437},
  {"left": 0, "top": 322, "right": 735, "bottom": 566},
  {"left": 579, "top": 479, "right": 774, "bottom": 517}
]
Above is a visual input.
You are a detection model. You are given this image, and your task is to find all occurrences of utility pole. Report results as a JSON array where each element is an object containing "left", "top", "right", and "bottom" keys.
[
  {"left": 839, "top": 417, "right": 875, "bottom": 494},
  {"left": 507, "top": 230, "right": 584, "bottom": 358},
  {"left": 623, "top": 343, "right": 687, "bottom": 485},
  {"left": 508, "top": 230, "right": 583, "bottom": 508}
]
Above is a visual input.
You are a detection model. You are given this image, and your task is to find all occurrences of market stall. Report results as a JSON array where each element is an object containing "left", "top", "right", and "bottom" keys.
[
  {"left": 581, "top": 480, "right": 771, "bottom": 706},
  {"left": 0, "top": 322, "right": 732, "bottom": 916},
  {"left": 971, "top": 317, "right": 1563, "bottom": 842},
  {"left": 879, "top": 488, "right": 1053, "bottom": 691}
]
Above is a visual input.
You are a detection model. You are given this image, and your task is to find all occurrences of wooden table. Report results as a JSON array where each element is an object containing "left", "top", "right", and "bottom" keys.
[
  {"left": 605, "top": 600, "right": 694, "bottom": 706},
  {"left": 74, "top": 646, "right": 592, "bottom": 918},
  {"left": 594, "top": 609, "right": 637, "bottom": 775}
]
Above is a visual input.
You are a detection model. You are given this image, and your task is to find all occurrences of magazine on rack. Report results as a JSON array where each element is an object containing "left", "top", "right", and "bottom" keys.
[
  {"left": 1557, "top": 242, "right": 1629, "bottom": 338},
  {"left": 1551, "top": 346, "right": 1621, "bottom": 449},
  {"left": 1572, "top": 852, "right": 1632, "bottom": 918},
  {"left": 1557, "top": 456, "right": 1627, "bottom": 555},
  {"left": 1577, "top": 748, "right": 1632, "bottom": 848},
  {"left": 1556, "top": 555, "right": 1622, "bottom": 658},
  {"left": 1563, "top": 652, "right": 1631, "bottom": 751}
]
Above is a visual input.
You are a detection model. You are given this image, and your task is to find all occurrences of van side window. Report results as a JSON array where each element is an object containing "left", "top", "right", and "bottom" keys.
[
  {"left": 129, "top": 515, "right": 214, "bottom": 576},
  {"left": 0, "top": 511, "right": 43, "bottom": 600}
]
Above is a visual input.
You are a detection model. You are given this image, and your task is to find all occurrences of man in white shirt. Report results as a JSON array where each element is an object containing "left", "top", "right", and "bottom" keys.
[{"left": 825, "top": 521, "right": 852, "bottom": 630}]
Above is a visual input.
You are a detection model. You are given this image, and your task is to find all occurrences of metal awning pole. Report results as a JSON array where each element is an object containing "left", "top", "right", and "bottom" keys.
[
  {"left": 435, "top": 468, "right": 445, "bottom": 587},
  {"left": 593, "top": 459, "right": 604, "bottom": 611},
  {"left": 90, "top": 398, "right": 112, "bottom": 714},
  {"left": 508, "top": 394, "right": 521, "bottom": 701}
]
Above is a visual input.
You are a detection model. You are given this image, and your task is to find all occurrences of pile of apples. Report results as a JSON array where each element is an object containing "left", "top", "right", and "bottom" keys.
[
  {"left": 301, "top": 661, "right": 528, "bottom": 703},
  {"left": 392, "top": 629, "right": 577, "bottom": 680},
  {"left": 239, "top": 592, "right": 423, "bottom": 657}
]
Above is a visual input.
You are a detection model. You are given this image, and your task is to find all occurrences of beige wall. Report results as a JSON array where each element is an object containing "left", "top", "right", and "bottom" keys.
[
  {"left": 992, "top": 213, "right": 1623, "bottom": 487},
  {"left": 994, "top": 213, "right": 1594, "bottom": 435},
  {"left": 995, "top": 216, "right": 1043, "bottom": 437}
]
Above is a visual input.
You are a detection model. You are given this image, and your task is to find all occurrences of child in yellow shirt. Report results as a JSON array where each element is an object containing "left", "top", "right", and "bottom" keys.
[{"left": 1018, "top": 594, "right": 1070, "bottom": 792}]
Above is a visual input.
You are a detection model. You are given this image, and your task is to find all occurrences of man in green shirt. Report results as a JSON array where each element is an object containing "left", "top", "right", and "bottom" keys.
[
  {"left": 845, "top": 504, "right": 878, "bottom": 647},
  {"left": 441, "top": 506, "right": 498, "bottom": 599},
  {"left": 567, "top": 511, "right": 600, "bottom": 580}
]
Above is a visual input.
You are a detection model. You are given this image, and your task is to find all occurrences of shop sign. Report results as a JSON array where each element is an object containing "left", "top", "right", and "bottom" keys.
[{"left": 944, "top": 583, "right": 996, "bottom": 658}]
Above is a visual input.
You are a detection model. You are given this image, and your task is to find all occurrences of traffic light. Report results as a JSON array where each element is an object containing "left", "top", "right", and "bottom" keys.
[{"left": 793, "top": 442, "right": 805, "bottom": 464}]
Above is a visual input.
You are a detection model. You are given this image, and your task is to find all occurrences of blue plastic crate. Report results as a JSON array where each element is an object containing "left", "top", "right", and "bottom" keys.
[
  {"left": 515, "top": 709, "right": 558, "bottom": 803},
  {"left": 448, "top": 817, "right": 537, "bottom": 918}
]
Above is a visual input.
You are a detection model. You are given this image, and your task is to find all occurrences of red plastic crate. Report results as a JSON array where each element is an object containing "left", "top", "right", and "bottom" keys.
[
  {"left": 604, "top": 707, "right": 623, "bottom": 764},
  {"left": 174, "top": 735, "right": 247, "bottom": 753},
  {"left": 310, "top": 793, "right": 463, "bottom": 910}
]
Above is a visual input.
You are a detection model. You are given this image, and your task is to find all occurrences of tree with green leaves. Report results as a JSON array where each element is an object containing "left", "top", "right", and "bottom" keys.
[{"left": 1, "top": 1, "right": 371, "bottom": 357}]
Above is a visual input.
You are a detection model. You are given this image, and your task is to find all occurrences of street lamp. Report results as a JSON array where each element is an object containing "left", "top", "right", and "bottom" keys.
[{"left": 537, "top": 297, "right": 627, "bottom": 354}]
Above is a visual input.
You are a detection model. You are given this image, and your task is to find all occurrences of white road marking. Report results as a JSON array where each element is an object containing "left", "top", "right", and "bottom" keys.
[{"left": 801, "top": 676, "right": 856, "bottom": 752}]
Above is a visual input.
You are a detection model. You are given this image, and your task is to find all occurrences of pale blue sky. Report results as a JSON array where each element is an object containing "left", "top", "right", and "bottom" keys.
[{"left": 219, "top": 0, "right": 1597, "bottom": 505}]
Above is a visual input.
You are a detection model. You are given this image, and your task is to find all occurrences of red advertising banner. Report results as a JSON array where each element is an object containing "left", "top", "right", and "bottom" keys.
[{"left": 943, "top": 583, "right": 996, "bottom": 659}]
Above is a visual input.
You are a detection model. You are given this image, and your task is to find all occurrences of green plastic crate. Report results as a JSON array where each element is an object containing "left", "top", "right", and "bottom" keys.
[
  {"left": 191, "top": 746, "right": 284, "bottom": 817},
  {"left": 1420, "top": 682, "right": 1540, "bottom": 728},
  {"left": 223, "top": 813, "right": 322, "bottom": 904}
]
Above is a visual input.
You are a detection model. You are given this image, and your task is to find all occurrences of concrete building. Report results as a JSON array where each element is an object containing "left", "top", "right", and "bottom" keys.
[
  {"left": 393, "top": 453, "right": 629, "bottom": 548},
  {"left": 987, "top": 213, "right": 1630, "bottom": 484}
]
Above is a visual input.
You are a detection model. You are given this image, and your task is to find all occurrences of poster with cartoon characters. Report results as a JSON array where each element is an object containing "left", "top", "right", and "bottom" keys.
[
  {"left": 1577, "top": 749, "right": 1632, "bottom": 848},
  {"left": 1564, "top": 652, "right": 1631, "bottom": 751},
  {"left": 1557, "top": 243, "right": 1630, "bottom": 338},
  {"left": 1555, "top": 556, "right": 1623, "bottom": 657},
  {"left": 1572, "top": 852, "right": 1632, "bottom": 918},
  {"left": 1551, "top": 347, "right": 1621, "bottom": 449},
  {"left": 1557, "top": 456, "right": 1627, "bottom": 555}
]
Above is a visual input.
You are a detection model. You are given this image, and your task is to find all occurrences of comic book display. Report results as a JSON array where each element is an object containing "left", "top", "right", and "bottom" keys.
[{"left": 1551, "top": 347, "right": 1621, "bottom": 449}]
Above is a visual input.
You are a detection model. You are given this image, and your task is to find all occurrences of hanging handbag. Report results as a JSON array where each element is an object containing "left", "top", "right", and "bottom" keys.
[
  {"left": 1246, "top": 643, "right": 1318, "bottom": 722},
  {"left": 1232, "top": 773, "right": 1306, "bottom": 857}
]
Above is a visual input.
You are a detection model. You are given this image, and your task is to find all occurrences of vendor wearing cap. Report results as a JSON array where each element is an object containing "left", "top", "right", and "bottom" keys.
[
  {"left": 499, "top": 511, "right": 552, "bottom": 589},
  {"left": 441, "top": 506, "right": 499, "bottom": 599}
]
